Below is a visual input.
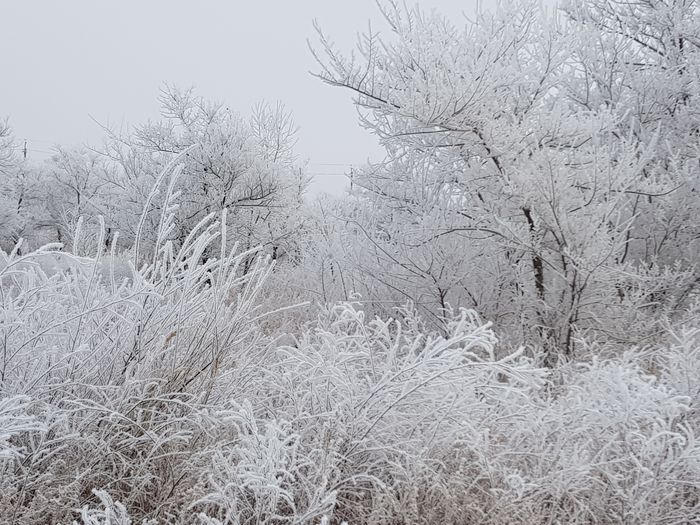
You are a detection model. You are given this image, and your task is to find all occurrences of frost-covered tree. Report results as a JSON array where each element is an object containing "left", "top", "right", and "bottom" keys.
[
  {"left": 0, "top": 119, "right": 19, "bottom": 250},
  {"left": 100, "top": 86, "right": 308, "bottom": 264},
  {"left": 312, "top": 0, "right": 700, "bottom": 360},
  {"left": 0, "top": 120, "right": 51, "bottom": 253},
  {"left": 40, "top": 147, "right": 123, "bottom": 251},
  {"left": 0, "top": 118, "right": 14, "bottom": 174},
  {"left": 2, "top": 89, "right": 309, "bottom": 267}
]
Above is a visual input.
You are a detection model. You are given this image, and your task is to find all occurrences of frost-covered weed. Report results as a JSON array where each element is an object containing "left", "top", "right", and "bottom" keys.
[
  {"left": 0, "top": 396, "right": 44, "bottom": 460},
  {"left": 73, "top": 490, "right": 140, "bottom": 525},
  {"left": 0, "top": 157, "right": 275, "bottom": 523},
  {"left": 1, "top": 272, "right": 699, "bottom": 522}
]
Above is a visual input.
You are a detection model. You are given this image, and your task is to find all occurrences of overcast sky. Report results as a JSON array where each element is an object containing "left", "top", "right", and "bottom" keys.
[{"left": 3, "top": 1, "right": 535, "bottom": 194}]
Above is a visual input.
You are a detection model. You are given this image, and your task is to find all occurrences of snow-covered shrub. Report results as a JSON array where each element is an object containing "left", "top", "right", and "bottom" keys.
[
  {"left": 187, "top": 300, "right": 699, "bottom": 524},
  {"left": 241, "top": 303, "right": 700, "bottom": 524},
  {"left": 188, "top": 301, "right": 543, "bottom": 524},
  {"left": 0, "top": 157, "right": 275, "bottom": 522},
  {"left": 73, "top": 490, "right": 140, "bottom": 525},
  {"left": 0, "top": 396, "right": 44, "bottom": 461},
  {"left": 2, "top": 263, "right": 699, "bottom": 523}
]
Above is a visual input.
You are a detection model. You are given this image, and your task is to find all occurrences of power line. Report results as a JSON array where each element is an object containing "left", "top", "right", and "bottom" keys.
[
  {"left": 21, "top": 137, "right": 56, "bottom": 145},
  {"left": 9, "top": 145, "right": 54, "bottom": 158}
]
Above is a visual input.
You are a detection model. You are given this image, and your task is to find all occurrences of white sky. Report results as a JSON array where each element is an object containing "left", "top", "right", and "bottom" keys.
[{"left": 2, "top": 1, "right": 548, "bottom": 194}]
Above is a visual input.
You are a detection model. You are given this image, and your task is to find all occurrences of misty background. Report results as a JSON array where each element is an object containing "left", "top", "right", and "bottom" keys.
[{"left": 2, "top": 0, "right": 485, "bottom": 194}]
